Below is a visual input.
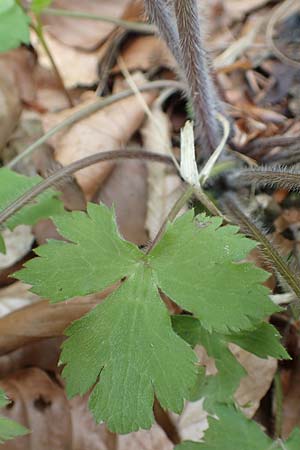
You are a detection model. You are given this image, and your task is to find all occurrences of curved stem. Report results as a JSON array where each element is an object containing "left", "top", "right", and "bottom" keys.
[
  {"left": 7, "top": 80, "right": 185, "bottom": 169},
  {"left": 42, "top": 7, "right": 156, "bottom": 34},
  {"left": 0, "top": 150, "right": 174, "bottom": 226}
]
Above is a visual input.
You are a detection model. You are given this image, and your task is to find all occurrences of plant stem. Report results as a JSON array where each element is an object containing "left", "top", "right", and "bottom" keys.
[
  {"left": 146, "top": 184, "right": 195, "bottom": 254},
  {"left": 274, "top": 371, "right": 283, "bottom": 439},
  {"left": 224, "top": 194, "right": 300, "bottom": 300},
  {"left": 0, "top": 150, "right": 174, "bottom": 227},
  {"left": 143, "top": 0, "right": 182, "bottom": 69},
  {"left": 32, "top": 18, "right": 73, "bottom": 107},
  {"left": 173, "top": 0, "right": 222, "bottom": 156},
  {"left": 7, "top": 80, "right": 184, "bottom": 169},
  {"left": 42, "top": 7, "right": 156, "bottom": 34}
]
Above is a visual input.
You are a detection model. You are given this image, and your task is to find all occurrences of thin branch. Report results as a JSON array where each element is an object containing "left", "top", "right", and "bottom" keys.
[
  {"left": 223, "top": 194, "right": 300, "bottom": 300},
  {"left": 173, "top": 0, "right": 222, "bottom": 155},
  {"left": 0, "top": 150, "right": 174, "bottom": 227},
  {"left": 43, "top": 7, "right": 156, "bottom": 34},
  {"left": 7, "top": 80, "right": 185, "bottom": 169}
]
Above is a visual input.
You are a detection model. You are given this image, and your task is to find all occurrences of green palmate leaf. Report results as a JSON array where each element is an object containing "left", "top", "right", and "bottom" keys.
[
  {"left": 16, "top": 206, "right": 279, "bottom": 433},
  {"left": 31, "top": 0, "right": 52, "bottom": 14},
  {"left": 228, "top": 322, "right": 290, "bottom": 360},
  {"left": 176, "top": 404, "right": 271, "bottom": 449},
  {"left": 173, "top": 316, "right": 246, "bottom": 404},
  {"left": 151, "top": 212, "right": 278, "bottom": 332},
  {"left": 17, "top": 203, "right": 143, "bottom": 301},
  {"left": 286, "top": 428, "right": 300, "bottom": 450},
  {"left": 0, "top": 168, "right": 64, "bottom": 253},
  {"left": 0, "top": 389, "right": 28, "bottom": 443},
  {"left": 176, "top": 405, "right": 300, "bottom": 450},
  {"left": 0, "top": 0, "right": 30, "bottom": 52},
  {"left": 0, "top": 168, "right": 63, "bottom": 230},
  {"left": 172, "top": 316, "right": 289, "bottom": 406},
  {"left": 61, "top": 265, "right": 197, "bottom": 433}
]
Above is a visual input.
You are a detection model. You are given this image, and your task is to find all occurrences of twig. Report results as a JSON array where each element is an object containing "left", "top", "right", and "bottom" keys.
[
  {"left": 42, "top": 7, "right": 156, "bottom": 34},
  {"left": 0, "top": 150, "right": 174, "bottom": 227},
  {"left": 7, "top": 80, "right": 185, "bottom": 169}
]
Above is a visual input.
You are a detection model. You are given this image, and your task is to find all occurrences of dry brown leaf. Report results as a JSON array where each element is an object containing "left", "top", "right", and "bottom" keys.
[
  {"left": 0, "top": 284, "right": 116, "bottom": 356},
  {"left": 113, "top": 35, "right": 174, "bottom": 74},
  {"left": 118, "top": 425, "right": 173, "bottom": 450},
  {"left": 0, "top": 68, "right": 21, "bottom": 150},
  {"left": 43, "top": 73, "right": 157, "bottom": 199},
  {"left": 41, "top": 0, "right": 132, "bottom": 50},
  {"left": 232, "top": 344, "right": 277, "bottom": 418},
  {"left": 0, "top": 282, "right": 38, "bottom": 320},
  {"left": 0, "top": 227, "right": 34, "bottom": 271},
  {"left": 142, "top": 101, "right": 184, "bottom": 240},
  {"left": 0, "top": 48, "right": 36, "bottom": 105},
  {"left": 223, "top": 0, "right": 271, "bottom": 20},
  {"left": 97, "top": 158, "right": 148, "bottom": 245},
  {"left": 0, "top": 368, "right": 72, "bottom": 450},
  {"left": 32, "top": 31, "right": 106, "bottom": 88}
]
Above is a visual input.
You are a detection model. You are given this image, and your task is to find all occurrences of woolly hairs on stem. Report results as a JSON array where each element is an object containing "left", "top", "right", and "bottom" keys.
[{"left": 144, "top": 0, "right": 223, "bottom": 157}]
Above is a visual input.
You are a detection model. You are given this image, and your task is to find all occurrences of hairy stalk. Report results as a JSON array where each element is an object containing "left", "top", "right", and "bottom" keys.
[
  {"left": 7, "top": 79, "right": 184, "bottom": 169},
  {"left": 32, "top": 19, "right": 73, "bottom": 107},
  {"left": 0, "top": 150, "right": 174, "bottom": 227},
  {"left": 143, "top": 0, "right": 182, "bottom": 68},
  {"left": 223, "top": 194, "right": 300, "bottom": 299},
  {"left": 173, "top": 0, "right": 222, "bottom": 155},
  {"left": 42, "top": 7, "right": 156, "bottom": 33},
  {"left": 234, "top": 166, "right": 300, "bottom": 192}
]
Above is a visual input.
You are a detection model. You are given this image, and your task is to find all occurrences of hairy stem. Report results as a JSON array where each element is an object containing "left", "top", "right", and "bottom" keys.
[
  {"left": 32, "top": 19, "right": 73, "bottom": 107},
  {"left": 234, "top": 166, "right": 300, "bottom": 192},
  {"left": 0, "top": 150, "right": 174, "bottom": 227},
  {"left": 143, "top": 0, "right": 182, "bottom": 68},
  {"left": 7, "top": 80, "right": 184, "bottom": 169},
  {"left": 224, "top": 194, "right": 300, "bottom": 299},
  {"left": 173, "top": 0, "right": 222, "bottom": 155},
  {"left": 43, "top": 7, "right": 156, "bottom": 34}
]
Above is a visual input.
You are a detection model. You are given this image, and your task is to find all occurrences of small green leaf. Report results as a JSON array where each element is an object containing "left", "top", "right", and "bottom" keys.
[
  {"left": 151, "top": 213, "right": 278, "bottom": 333},
  {"left": 61, "top": 265, "right": 197, "bottom": 433},
  {"left": 176, "top": 404, "right": 272, "bottom": 450},
  {"left": 173, "top": 316, "right": 246, "bottom": 404},
  {"left": 0, "top": 168, "right": 64, "bottom": 230},
  {"left": 0, "top": 0, "right": 30, "bottom": 52},
  {"left": 0, "top": 234, "right": 6, "bottom": 254},
  {"left": 31, "top": 0, "right": 52, "bottom": 14},
  {"left": 0, "top": 389, "right": 28, "bottom": 443}
]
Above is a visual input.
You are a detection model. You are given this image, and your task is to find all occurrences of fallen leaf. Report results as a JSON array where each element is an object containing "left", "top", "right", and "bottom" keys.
[
  {"left": 0, "top": 67, "right": 21, "bottom": 150},
  {"left": 0, "top": 227, "right": 34, "bottom": 271},
  {"left": 0, "top": 368, "right": 72, "bottom": 450},
  {"left": 41, "top": 0, "right": 132, "bottom": 50},
  {"left": 0, "top": 285, "right": 116, "bottom": 356},
  {"left": 43, "top": 73, "right": 157, "bottom": 199},
  {"left": 118, "top": 425, "right": 173, "bottom": 450},
  {"left": 97, "top": 158, "right": 149, "bottom": 245},
  {"left": 141, "top": 101, "right": 184, "bottom": 240}
]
